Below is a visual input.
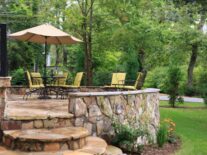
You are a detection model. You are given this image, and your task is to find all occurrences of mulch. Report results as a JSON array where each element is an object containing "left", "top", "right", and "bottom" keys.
[
  {"left": 122, "top": 138, "right": 181, "bottom": 155},
  {"left": 141, "top": 138, "right": 181, "bottom": 155}
]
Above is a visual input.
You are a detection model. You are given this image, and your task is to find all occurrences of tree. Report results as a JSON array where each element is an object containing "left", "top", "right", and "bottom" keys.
[
  {"left": 75, "top": 0, "right": 95, "bottom": 86},
  {"left": 99, "top": 0, "right": 166, "bottom": 87},
  {"left": 0, "top": 0, "right": 43, "bottom": 71},
  {"left": 172, "top": 0, "right": 207, "bottom": 92}
]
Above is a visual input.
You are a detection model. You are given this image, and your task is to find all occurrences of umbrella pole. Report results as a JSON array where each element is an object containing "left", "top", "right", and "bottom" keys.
[{"left": 44, "top": 37, "right": 47, "bottom": 86}]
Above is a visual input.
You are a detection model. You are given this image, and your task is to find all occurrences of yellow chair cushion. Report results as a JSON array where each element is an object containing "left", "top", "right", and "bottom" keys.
[
  {"left": 111, "top": 73, "right": 126, "bottom": 85},
  {"left": 30, "top": 72, "right": 44, "bottom": 85},
  {"left": 115, "top": 85, "right": 136, "bottom": 90},
  {"left": 73, "top": 72, "right": 84, "bottom": 87},
  {"left": 53, "top": 72, "right": 68, "bottom": 86}
]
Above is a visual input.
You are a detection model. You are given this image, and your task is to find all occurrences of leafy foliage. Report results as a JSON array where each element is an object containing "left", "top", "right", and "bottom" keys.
[
  {"left": 165, "top": 66, "right": 183, "bottom": 107},
  {"left": 0, "top": 0, "right": 206, "bottom": 96},
  {"left": 197, "top": 70, "right": 207, "bottom": 105},
  {"left": 112, "top": 122, "right": 147, "bottom": 154},
  {"left": 11, "top": 68, "right": 26, "bottom": 85},
  {"left": 157, "top": 124, "right": 167, "bottom": 147}
]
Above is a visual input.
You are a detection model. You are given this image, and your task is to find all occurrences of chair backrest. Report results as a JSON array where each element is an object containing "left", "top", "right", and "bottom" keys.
[
  {"left": 30, "top": 72, "right": 43, "bottom": 85},
  {"left": 73, "top": 72, "right": 84, "bottom": 87},
  {"left": 55, "top": 72, "right": 68, "bottom": 85},
  {"left": 134, "top": 72, "right": 143, "bottom": 89},
  {"left": 111, "top": 73, "right": 126, "bottom": 85},
  {"left": 25, "top": 71, "right": 33, "bottom": 87}
]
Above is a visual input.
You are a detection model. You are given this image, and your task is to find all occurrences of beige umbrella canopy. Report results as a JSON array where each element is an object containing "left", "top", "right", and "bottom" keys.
[
  {"left": 9, "top": 23, "right": 82, "bottom": 44},
  {"left": 9, "top": 23, "right": 82, "bottom": 87}
]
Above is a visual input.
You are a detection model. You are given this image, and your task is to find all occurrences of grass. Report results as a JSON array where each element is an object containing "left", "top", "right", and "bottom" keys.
[
  {"left": 160, "top": 101, "right": 207, "bottom": 155},
  {"left": 160, "top": 100, "right": 206, "bottom": 108}
]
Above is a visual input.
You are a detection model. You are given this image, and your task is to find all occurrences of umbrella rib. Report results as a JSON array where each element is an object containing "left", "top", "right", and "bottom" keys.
[
  {"left": 25, "top": 34, "right": 36, "bottom": 42},
  {"left": 56, "top": 37, "right": 62, "bottom": 44}
]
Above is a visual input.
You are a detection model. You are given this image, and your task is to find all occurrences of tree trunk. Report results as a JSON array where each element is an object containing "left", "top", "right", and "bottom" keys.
[
  {"left": 137, "top": 49, "right": 147, "bottom": 89},
  {"left": 187, "top": 44, "right": 198, "bottom": 88},
  {"left": 55, "top": 46, "right": 60, "bottom": 66},
  {"left": 79, "top": 0, "right": 94, "bottom": 86},
  {"left": 186, "top": 13, "right": 206, "bottom": 90},
  {"left": 87, "top": 0, "right": 93, "bottom": 86},
  {"left": 82, "top": 16, "right": 89, "bottom": 85},
  {"left": 63, "top": 46, "right": 67, "bottom": 66}
]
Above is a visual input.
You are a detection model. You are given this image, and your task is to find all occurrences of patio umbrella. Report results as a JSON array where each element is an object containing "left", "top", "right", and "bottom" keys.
[{"left": 9, "top": 23, "right": 82, "bottom": 85}]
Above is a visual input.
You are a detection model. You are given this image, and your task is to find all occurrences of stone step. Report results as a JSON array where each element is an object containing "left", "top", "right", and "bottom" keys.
[
  {"left": 3, "top": 100, "right": 74, "bottom": 130},
  {"left": 63, "top": 151, "right": 93, "bottom": 155},
  {"left": 0, "top": 137, "right": 109, "bottom": 155},
  {"left": 105, "top": 145, "right": 123, "bottom": 155},
  {"left": 3, "top": 127, "right": 90, "bottom": 152},
  {"left": 1, "top": 117, "right": 74, "bottom": 130},
  {"left": 75, "top": 137, "right": 107, "bottom": 155}
]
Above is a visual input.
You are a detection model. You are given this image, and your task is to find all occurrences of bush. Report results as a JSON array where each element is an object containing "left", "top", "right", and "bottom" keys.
[
  {"left": 112, "top": 122, "right": 148, "bottom": 154},
  {"left": 157, "top": 125, "right": 167, "bottom": 147},
  {"left": 144, "top": 66, "right": 187, "bottom": 94},
  {"left": 165, "top": 66, "right": 183, "bottom": 107},
  {"left": 163, "top": 118, "right": 177, "bottom": 143},
  {"left": 184, "top": 86, "right": 196, "bottom": 97},
  {"left": 157, "top": 118, "right": 177, "bottom": 148},
  {"left": 197, "top": 70, "right": 207, "bottom": 105},
  {"left": 11, "top": 68, "right": 26, "bottom": 85},
  {"left": 144, "top": 67, "right": 168, "bottom": 92},
  {"left": 184, "top": 66, "right": 207, "bottom": 96}
]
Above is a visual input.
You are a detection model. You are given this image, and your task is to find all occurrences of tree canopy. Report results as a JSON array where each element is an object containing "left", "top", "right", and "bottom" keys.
[{"left": 0, "top": 0, "right": 207, "bottom": 96}]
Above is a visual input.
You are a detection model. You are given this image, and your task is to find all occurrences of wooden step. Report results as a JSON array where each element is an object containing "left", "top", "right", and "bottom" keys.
[{"left": 3, "top": 127, "right": 89, "bottom": 152}]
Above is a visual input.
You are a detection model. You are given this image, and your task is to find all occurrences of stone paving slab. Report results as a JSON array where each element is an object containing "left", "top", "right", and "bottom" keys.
[
  {"left": 0, "top": 150, "right": 70, "bottom": 155},
  {"left": 0, "top": 136, "right": 110, "bottom": 155},
  {"left": 4, "top": 127, "right": 89, "bottom": 142},
  {"left": 77, "top": 137, "right": 107, "bottom": 155},
  {"left": 5, "top": 99, "right": 73, "bottom": 120},
  {"left": 105, "top": 145, "right": 123, "bottom": 155},
  {"left": 63, "top": 152, "right": 92, "bottom": 155}
]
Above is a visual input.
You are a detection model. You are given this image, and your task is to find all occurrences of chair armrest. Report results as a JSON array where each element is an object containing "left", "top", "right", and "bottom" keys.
[{"left": 124, "top": 80, "right": 136, "bottom": 85}]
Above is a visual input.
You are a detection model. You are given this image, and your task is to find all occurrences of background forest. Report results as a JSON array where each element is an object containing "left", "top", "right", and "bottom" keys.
[{"left": 0, "top": 0, "right": 207, "bottom": 97}]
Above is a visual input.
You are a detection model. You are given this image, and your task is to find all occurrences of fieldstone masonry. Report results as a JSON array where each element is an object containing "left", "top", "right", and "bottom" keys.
[
  {"left": 0, "top": 77, "right": 11, "bottom": 140},
  {"left": 68, "top": 89, "right": 160, "bottom": 144},
  {"left": 0, "top": 77, "right": 11, "bottom": 118}
]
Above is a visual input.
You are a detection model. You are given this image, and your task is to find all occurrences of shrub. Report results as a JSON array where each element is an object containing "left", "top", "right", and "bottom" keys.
[
  {"left": 157, "top": 118, "right": 177, "bottom": 147},
  {"left": 165, "top": 66, "right": 183, "bottom": 107},
  {"left": 196, "top": 70, "right": 207, "bottom": 105},
  {"left": 184, "top": 86, "right": 196, "bottom": 97},
  {"left": 163, "top": 118, "right": 177, "bottom": 144},
  {"left": 144, "top": 67, "right": 168, "bottom": 92},
  {"left": 144, "top": 66, "right": 186, "bottom": 94},
  {"left": 157, "top": 125, "right": 167, "bottom": 147},
  {"left": 112, "top": 122, "right": 148, "bottom": 155},
  {"left": 11, "top": 68, "right": 26, "bottom": 85}
]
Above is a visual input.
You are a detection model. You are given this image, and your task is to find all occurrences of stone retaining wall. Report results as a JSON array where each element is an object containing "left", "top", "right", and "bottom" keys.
[{"left": 68, "top": 89, "right": 160, "bottom": 144}]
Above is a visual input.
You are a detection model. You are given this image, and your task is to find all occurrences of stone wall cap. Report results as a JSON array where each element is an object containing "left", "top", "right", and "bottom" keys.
[
  {"left": 68, "top": 88, "right": 160, "bottom": 97},
  {"left": 0, "top": 76, "right": 12, "bottom": 79}
]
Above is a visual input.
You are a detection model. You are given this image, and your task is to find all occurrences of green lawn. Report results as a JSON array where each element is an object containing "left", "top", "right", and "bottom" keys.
[{"left": 160, "top": 101, "right": 207, "bottom": 155}]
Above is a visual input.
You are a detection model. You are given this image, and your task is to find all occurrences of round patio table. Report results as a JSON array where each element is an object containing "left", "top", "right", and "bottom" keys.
[{"left": 34, "top": 76, "right": 65, "bottom": 99}]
